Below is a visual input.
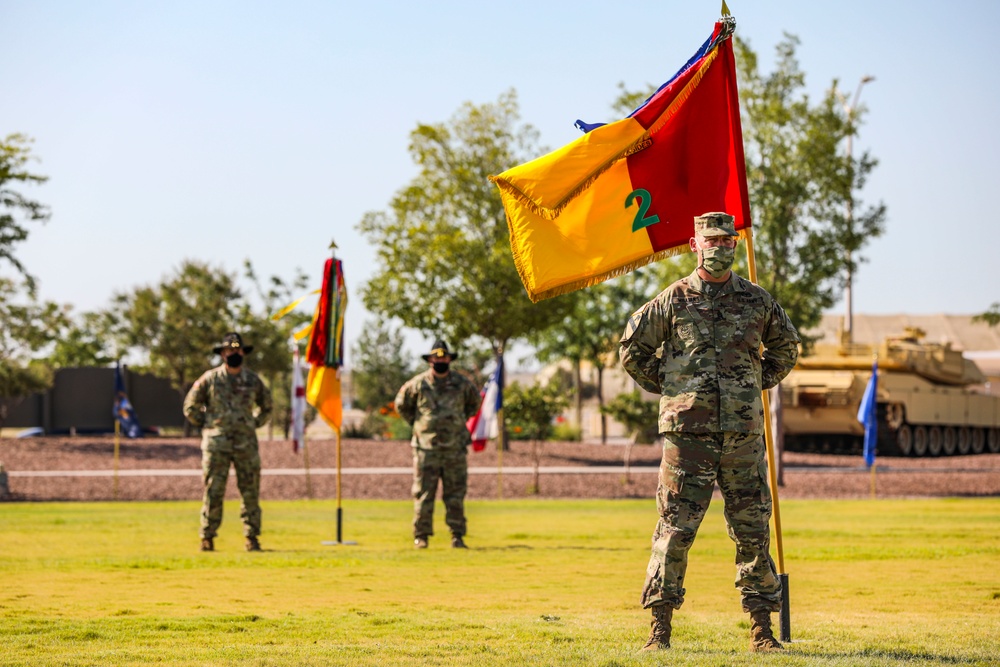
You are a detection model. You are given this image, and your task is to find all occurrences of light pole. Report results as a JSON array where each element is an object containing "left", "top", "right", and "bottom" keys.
[{"left": 841, "top": 75, "right": 874, "bottom": 345}]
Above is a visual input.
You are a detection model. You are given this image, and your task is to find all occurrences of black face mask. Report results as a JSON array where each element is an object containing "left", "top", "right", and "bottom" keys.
[
  {"left": 432, "top": 361, "right": 450, "bottom": 374},
  {"left": 225, "top": 353, "right": 244, "bottom": 368}
]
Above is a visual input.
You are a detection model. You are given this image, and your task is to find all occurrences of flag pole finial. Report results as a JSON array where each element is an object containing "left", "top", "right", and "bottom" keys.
[{"left": 721, "top": 0, "right": 731, "bottom": 16}]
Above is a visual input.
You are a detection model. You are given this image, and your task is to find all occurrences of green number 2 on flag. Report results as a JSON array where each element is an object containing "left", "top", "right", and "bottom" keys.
[{"left": 625, "top": 189, "right": 660, "bottom": 232}]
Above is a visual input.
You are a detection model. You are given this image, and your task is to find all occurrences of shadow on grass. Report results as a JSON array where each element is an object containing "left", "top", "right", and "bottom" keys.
[
  {"left": 475, "top": 544, "right": 631, "bottom": 552},
  {"left": 804, "top": 647, "right": 985, "bottom": 665}
]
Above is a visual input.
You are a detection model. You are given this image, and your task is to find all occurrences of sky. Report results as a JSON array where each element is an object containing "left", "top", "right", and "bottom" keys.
[{"left": 3, "top": 0, "right": 999, "bottom": 367}]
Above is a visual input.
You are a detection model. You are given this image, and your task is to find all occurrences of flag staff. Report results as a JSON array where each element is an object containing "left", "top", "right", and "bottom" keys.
[
  {"left": 861, "top": 353, "right": 879, "bottom": 499},
  {"left": 320, "top": 239, "right": 356, "bottom": 546},
  {"left": 869, "top": 449, "right": 877, "bottom": 499},
  {"left": 113, "top": 419, "right": 120, "bottom": 500},
  {"left": 293, "top": 347, "right": 314, "bottom": 498},
  {"left": 744, "top": 229, "right": 791, "bottom": 642},
  {"left": 497, "top": 345, "right": 505, "bottom": 499},
  {"left": 303, "top": 432, "right": 314, "bottom": 499}
]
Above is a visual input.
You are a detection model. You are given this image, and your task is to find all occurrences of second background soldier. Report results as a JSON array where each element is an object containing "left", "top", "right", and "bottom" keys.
[{"left": 395, "top": 340, "right": 481, "bottom": 549}]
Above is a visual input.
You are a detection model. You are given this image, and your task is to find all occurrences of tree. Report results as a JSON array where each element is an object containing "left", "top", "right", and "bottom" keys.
[
  {"left": 116, "top": 260, "right": 317, "bottom": 438},
  {"left": 237, "top": 260, "right": 314, "bottom": 439},
  {"left": 600, "top": 389, "right": 661, "bottom": 482},
  {"left": 357, "top": 90, "right": 573, "bottom": 364},
  {"left": 601, "top": 390, "right": 660, "bottom": 444},
  {"left": 49, "top": 310, "right": 123, "bottom": 367},
  {"left": 113, "top": 261, "right": 241, "bottom": 417},
  {"left": 0, "top": 134, "right": 56, "bottom": 425},
  {"left": 973, "top": 303, "right": 1000, "bottom": 328},
  {"left": 0, "top": 278, "right": 70, "bottom": 430},
  {"left": 87, "top": 260, "right": 313, "bottom": 438},
  {"left": 531, "top": 270, "right": 656, "bottom": 442},
  {"left": 736, "top": 35, "right": 886, "bottom": 340},
  {"left": 351, "top": 319, "right": 416, "bottom": 412},
  {"left": 503, "top": 380, "right": 569, "bottom": 494},
  {"left": 0, "top": 134, "right": 50, "bottom": 290}
]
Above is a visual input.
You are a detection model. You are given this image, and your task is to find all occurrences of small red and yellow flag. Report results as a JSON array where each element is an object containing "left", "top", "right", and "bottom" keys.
[{"left": 305, "top": 258, "right": 347, "bottom": 430}]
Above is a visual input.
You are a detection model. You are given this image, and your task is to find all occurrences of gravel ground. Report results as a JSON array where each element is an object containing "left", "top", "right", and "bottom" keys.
[{"left": 1, "top": 436, "right": 998, "bottom": 502}]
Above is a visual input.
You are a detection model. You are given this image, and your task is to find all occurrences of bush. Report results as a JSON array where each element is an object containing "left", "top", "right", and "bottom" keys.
[
  {"left": 550, "top": 421, "right": 581, "bottom": 442},
  {"left": 503, "top": 382, "right": 569, "bottom": 442},
  {"left": 357, "top": 410, "right": 412, "bottom": 441},
  {"left": 342, "top": 420, "right": 374, "bottom": 439},
  {"left": 601, "top": 391, "right": 660, "bottom": 444}
]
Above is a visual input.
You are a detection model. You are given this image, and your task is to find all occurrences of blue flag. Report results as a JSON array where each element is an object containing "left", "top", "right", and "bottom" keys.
[
  {"left": 113, "top": 362, "right": 142, "bottom": 438},
  {"left": 856, "top": 359, "right": 878, "bottom": 468}
]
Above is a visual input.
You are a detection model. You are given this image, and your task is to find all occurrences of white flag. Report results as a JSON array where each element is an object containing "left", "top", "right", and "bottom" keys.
[{"left": 291, "top": 348, "right": 306, "bottom": 453}]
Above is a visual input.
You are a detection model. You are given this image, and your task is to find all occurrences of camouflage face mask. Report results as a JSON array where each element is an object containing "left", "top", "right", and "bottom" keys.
[{"left": 700, "top": 245, "right": 735, "bottom": 279}]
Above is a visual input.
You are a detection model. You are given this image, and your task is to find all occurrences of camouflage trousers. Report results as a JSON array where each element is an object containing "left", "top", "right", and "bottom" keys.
[
  {"left": 200, "top": 447, "right": 262, "bottom": 539},
  {"left": 412, "top": 448, "right": 467, "bottom": 539},
  {"left": 641, "top": 431, "right": 781, "bottom": 613}
]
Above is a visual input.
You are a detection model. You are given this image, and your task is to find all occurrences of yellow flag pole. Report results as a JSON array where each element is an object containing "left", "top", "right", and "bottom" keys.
[
  {"left": 496, "top": 407, "right": 505, "bottom": 499},
  {"left": 336, "top": 425, "right": 343, "bottom": 540},
  {"left": 321, "top": 422, "right": 356, "bottom": 545},
  {"left": 496, "top": 347, "right": 505, "bottom": 500},
  {"left": 302, "top": 429, "right": 313, "bottom": 500},
  {"left": 869, "top": 351, "right": 878, "bottom": 500},
  {"left": 317, "top": 239, "right": 356, "bottom": 547},
  {"left": 743, "top": 228, "right": 790, "bottom": 642},
  {"left": 113, "top": 420, "right": 120, "bottom": 500}
]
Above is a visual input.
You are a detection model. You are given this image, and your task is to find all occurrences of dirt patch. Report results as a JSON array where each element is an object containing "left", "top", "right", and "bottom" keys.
[{"left": 1, "top": 436, "right": 998, "bottom": 502}]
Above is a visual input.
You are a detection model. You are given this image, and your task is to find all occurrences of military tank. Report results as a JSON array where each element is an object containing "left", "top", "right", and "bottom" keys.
[{"left": 780, "top": 327, "right": 1000, "bottom": 457}]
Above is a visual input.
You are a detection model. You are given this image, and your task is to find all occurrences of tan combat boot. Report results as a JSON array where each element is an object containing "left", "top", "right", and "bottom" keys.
[
  {"left": 640, "top": 605, "right": 672, "bottom": 651},
  {"left": 749, "top": 610, "right": 783, "bottom": 652}
]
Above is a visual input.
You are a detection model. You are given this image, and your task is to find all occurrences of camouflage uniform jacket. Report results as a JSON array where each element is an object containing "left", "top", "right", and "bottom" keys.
[
  {"left": 183, "top": 366, "right": 273, "bottom": 451},
  {"left": 395, "top": 369, "right": 480, "bottom": 451},
  {"left": 619, "top": 271, "right": 799, "bottom": 434}
]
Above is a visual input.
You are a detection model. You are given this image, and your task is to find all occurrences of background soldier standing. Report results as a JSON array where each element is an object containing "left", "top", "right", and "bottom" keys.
[
  {"left": 184, "top": 332, "right": 273, "bottom": 552},
  {"left": 619, "top": 213, "right": 800, "bottom": 652},
  {"left": 395, "top": 340, "right": 480, "bottom": 549}
]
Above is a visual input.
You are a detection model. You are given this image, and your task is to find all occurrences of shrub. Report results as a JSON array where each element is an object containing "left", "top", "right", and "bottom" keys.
[
  {"left": 550, "top": 421, "right": 581, "bottom": 442},
  {"left": 601, "top": 391, "right": 660, "bottom": 444},
  {"left": 503, "top": 382, "right": 569, "bottom": 442}
]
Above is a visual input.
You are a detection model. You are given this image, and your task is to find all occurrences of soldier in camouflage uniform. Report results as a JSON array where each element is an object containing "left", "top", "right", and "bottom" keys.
[
  {"left": 395, "top": 340, "right": 481, "bottom": 549},
  {"left": 619, "top": 213, "right": 799, "bottom": 653},
  {"left": 184, "top": 332, "right": 273, "bottom": 553}
]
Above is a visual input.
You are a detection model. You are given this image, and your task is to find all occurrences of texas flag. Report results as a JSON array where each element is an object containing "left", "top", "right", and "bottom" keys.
[{"left": 467, "top": 356, "right": 503, "bottom": 452}]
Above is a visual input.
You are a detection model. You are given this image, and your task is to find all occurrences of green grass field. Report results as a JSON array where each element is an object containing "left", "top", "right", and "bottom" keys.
[{"left": 1, "top": 497, "right": 998, "bottom": 666}]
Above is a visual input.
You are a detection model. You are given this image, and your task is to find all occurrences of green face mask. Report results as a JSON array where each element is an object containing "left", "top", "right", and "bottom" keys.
[{"left": 700, "top": 245, "right": 735, "bottom": 279}]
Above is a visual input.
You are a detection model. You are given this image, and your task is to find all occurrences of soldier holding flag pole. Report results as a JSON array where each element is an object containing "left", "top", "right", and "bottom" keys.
[
  {"left": 490, "top": 7, "right": 798, "bottom": 649},
  {"left": 620, "top": 213, "right": 799, "bottom": 652}
]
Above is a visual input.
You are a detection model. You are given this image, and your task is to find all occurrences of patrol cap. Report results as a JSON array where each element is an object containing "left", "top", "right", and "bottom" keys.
[
  {"left": 693, "top": 212, "right": 738, "bottom": 238},
  {"left": 421, "top": 339, "right": 458, "bottom": 361},
  {"left": 213, "top": 332, "right": 254, "bottom": 355}
]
